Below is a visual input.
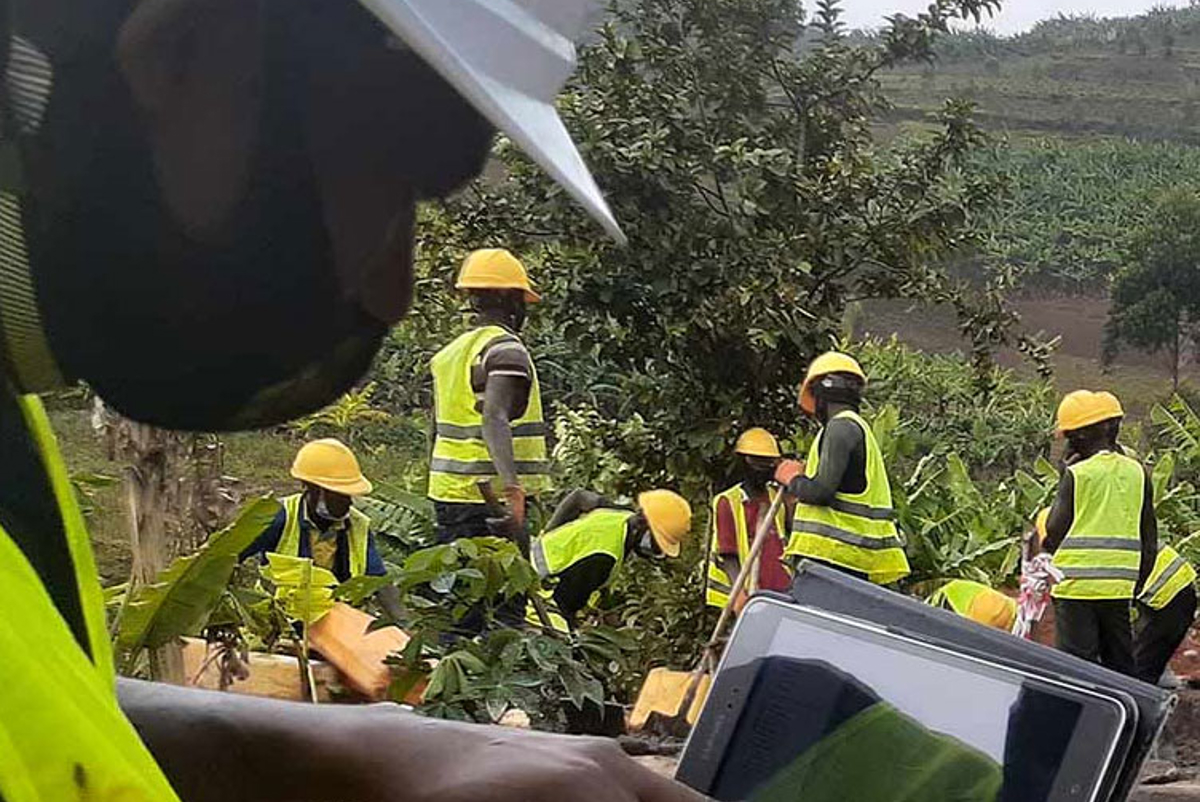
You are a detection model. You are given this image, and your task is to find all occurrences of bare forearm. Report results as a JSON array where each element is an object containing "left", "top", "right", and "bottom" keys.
[
  {"left": 118, "top": 678, "right": 376, "bottom": 802},
  {"left": 482, "top": 411, "right": 519, "bottom": 487}
]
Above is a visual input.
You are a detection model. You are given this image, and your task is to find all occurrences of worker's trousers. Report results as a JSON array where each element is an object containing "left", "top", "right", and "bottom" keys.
[
  {"left": 1135, "top": 589, "right": 1198, "bottom": 684},
  {"left": 433, "top": 501, "right": 526, "bottom": 632},
  {"left": 1054, "top": 598, "right": 1136, "bottom": 677}
]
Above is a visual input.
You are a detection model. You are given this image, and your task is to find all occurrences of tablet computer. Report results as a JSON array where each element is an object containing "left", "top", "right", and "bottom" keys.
[
  {"left": 787, "top": 562, "right": 1171, "bottom": 801},
  {"left": 677, "top": 598, "right": 1130, "bottom": 802}
]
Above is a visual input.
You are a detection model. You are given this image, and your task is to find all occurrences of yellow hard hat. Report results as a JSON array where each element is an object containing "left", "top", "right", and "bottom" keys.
[
  {"left": 798, "top": 352, "right": 866, "bottom": 416},
  {"left": 1055, "top": 389, "right": 1124, "bottom": 436},
  {"left": 638, "top": 489, "right": 692, "bottom": 558},
  {"left": 1035, "top": 507, "right": 1050, "bottom": 547},
  {"left": 455, "top": 248, "right": 541, "bottom": 303},
  {"left": 291, "top": 438, "right": 373, "bottom": 496},
  {"left": 966, "top": 590, "right": 1017, "bottom": 631},
  {"left": 735, "top": 427, "right": 781, "bottom": 458}
]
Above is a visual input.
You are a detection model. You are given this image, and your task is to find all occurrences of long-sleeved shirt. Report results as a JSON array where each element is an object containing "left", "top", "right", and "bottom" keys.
[
  {"left": 240, "top": 502, "right": 387, "bottom": 582},
  {"left": 788, "top": 415, "right": 867, "bottom": 505},
  {"left": 541, "top": 488, "right": 633, "bottom": 622},
  {"left": 1043, "top": 454, "right": 1157, "bottom": 594}
]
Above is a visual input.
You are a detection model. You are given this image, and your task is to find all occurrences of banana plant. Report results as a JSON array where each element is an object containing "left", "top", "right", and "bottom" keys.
[{"left": 116, "top": 497, "right": 279, "bottom": 671}]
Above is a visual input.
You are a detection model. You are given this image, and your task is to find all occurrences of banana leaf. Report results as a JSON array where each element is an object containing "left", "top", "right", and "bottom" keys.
[
  {"left": 265, "top": 553, "right": 337, "bottom": 625},
  {"left": 118, "top": 497, "right": 280, "bottom": 654}
]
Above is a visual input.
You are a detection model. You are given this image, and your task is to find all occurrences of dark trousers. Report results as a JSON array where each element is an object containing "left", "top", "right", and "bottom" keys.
[
  {"left": 433, "top": 501, "right": 525, "bottom": 631},
  {"left": 1135, "top": 589, "right": 1198, "bottom": 684},
  {"left": 1054, "top": 598, "right": 1136, "bottom": 677}
]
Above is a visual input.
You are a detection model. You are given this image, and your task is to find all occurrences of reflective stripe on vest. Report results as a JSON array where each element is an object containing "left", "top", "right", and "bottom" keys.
[
  {"left": 785, "top": 410, "right": 910, "bottom": 585},
  {"left": 531, "top": 508, "right": 631, "bottom": 585},
  {"left": 428, "top": 325, "right": 550, "bottom": 503},
  {"left": 276, "top": 494, "right": 370, "bottom": 579},
  {"left": 1052, "top": 451, "right": 1145, "bottom": 600},
  {"left": 705, "top": 484, "right": 788, "bottom": 609},
  {"left": 1140, "top": 545, "right": 1198, "bottom": 610}
]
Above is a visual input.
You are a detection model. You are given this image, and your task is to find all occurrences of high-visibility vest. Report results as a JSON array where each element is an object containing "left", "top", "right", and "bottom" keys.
[
  {"left": 530, "top": 508, "right": 632, "bottom": 601},
  {"left": 705, "top": 484, "right": 789, "bottom": 609},
  {"left": 427, "top": 325, "right": 550, "bottom": 504},
  {"left": 276, "top": 493, "right": 370, "bottom": 578},
  {"left": 1052, "top": 451, "right": 1145, "bottom": 600},
  {"left": 785, "top": 410, "right": 909, "bottom": 585},
  {"left": 0, "top": 395, "right": 180, "bottom": 802},
  {"left": 929, "top": 579, "right": 1017, "bottom": 631},
  {"left": 1139, "top": 545, "right": 1198, "bottom": 610}
]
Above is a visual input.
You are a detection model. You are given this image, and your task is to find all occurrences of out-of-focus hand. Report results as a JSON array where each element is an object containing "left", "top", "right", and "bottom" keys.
[
  {"left": 774, "top": 459, "right": 803, "bottom": 490},
  {"left": 364, "top": 714, "right": 710, "bottom": 802},
  {"left": 505, "top": 483, "right": 527, "bottom": 527}
]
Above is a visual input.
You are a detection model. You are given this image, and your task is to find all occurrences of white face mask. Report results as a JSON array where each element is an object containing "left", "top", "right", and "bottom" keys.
[{"left": 314, "top": 492, "right": 351, "bottom": 523}]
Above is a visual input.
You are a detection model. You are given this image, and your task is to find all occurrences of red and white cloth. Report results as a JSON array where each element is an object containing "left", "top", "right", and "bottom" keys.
[{"left": 1012, "top": 553, "right": 1063, "bottom": 639}]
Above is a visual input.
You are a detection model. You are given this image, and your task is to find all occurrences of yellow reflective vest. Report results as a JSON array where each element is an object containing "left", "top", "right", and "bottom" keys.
[
  {"left": 785, "top": 410, "right": 909, "bottom": 585},
  {"left": 705, "top": 484, "right": 788, "bottom": 609},
  {"left": 1052, "top": 451, "right": 1145, "bottom": 601},
  {"left": 1139, "top": 545, "right": 1197, "bottom": 610},
  {"left": 276, "top": 493, "right": 370, "bottom": 578},
  {"left": 929, "top": 579, "right": 1017, "bottom": 631},
  {"left": 427, "top": 325, "right": 549, "bottom": 504},
  {"left": 530, "top": 508, "right": 632, "bottom": 601},
  {"left": 0, "top": 396, "right": 180, "bottom": 802}
]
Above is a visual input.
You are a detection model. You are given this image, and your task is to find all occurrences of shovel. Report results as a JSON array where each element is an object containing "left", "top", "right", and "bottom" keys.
[{"left": 629, "top": 488, "right": 787, "bottom": 736}]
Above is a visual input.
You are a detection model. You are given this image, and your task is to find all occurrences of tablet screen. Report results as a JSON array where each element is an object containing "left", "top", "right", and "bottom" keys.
[{"left": 691, "top": 601, "right": 1125, "bottom": 802}]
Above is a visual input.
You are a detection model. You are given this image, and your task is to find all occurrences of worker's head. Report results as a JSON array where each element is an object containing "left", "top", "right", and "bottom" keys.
[
  {"left": 458, "top": 249, "right": 540, "bottom": 333},
  {"left": 633, "top": 490, "right": 692, "bottom": 560},
  {"left": 291, "top": 438, "right": 372, "bottom": 522},
  {"left": 799, "top": 352, "right": 866, "bottom": 422},
  {"left": 1056, "top": 390, "right": 1124, "bottom": 455},
  {"left": 3, "top": 1, "right": 616, "bottom": 433},
  {"left": 966, "top": 591, "right": 1017, "bottom": 632},
  {"left": 735, "top": 428, "right": 781, "bottom": 489}
]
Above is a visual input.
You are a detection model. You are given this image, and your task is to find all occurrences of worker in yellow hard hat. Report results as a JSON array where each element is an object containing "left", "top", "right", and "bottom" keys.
[
  {"left": 775, "top": 352, "right": 910, "bottom": 585},
  {"left": 930, "top": 579, "right": 1018, "bottom": 632},
  {"left": 241, "top": 439, "right": 403, "bottom": 619},
  {"left": 706, "top": 428, "right": 792, "bottom": 612},
  {"left": 1042, "top": 390, "right": 1156, "bottom": 677},
  {"left": 531, "top": 488, "right": 692, "bottom": 630},
  {"left": 0, "top": 1, "right": 706, "bottom": 799},
  {"left": 428, "top": 249, "right": 550, "bottom": 544}
]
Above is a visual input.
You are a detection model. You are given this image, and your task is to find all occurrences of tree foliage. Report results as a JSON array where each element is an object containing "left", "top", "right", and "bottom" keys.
[
  {"left": 1105, "top": 187, "right": 1200, "bottom": 389},
  {"left": 399, "top": 0, "right": 1022, "bottom": 490}
]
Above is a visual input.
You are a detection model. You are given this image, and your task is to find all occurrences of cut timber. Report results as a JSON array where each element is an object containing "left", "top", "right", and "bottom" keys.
[
  {"left": 180, "top": 637, "right": 338, "bottom": 702},
  {"left": 309, "top": 602, "right": 423, "bottom": 703}
]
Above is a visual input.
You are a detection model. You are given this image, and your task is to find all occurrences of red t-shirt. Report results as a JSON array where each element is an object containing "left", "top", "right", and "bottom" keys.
[{"left": 715, "top": 491, "right": 791, "bottom": 592}]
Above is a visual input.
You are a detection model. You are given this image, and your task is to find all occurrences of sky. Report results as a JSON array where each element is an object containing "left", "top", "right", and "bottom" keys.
[{"left": 840, "top": 0, "right": 1187, "bottom": 35}]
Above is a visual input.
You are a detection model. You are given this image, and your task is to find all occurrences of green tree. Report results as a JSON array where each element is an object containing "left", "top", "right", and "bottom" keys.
[
  {"left": 1104, "top": 188, "right": 1200, "bottom": 391},
  {"left": 409, "top": 0, "right": 1017, "bottom": 492}
]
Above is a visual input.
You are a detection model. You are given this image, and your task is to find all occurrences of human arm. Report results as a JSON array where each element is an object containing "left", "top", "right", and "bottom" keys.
[
  {"left": 117, "top": 678, "right": 704, "bottom": 802},
  {"left": 1042, "top": 473, "right": 1075, "bottom": 554},
  {"left": 363, "top": 533, "right": 404, "bottom": 620},
  {"left": 1137, "top": 467, "right": 1159, "bottom": 595},
  {"left": 545, "top": 488, "right": 607, "bottom": 531},
  {"left": 785, "top": 419, "right": 862, "bottom": 505},
  {"left": 237, "top": 509, "right": 285, "bottom": 563},
  {"left": 551, "top": 554, "right": 617, "bottom": 623}
]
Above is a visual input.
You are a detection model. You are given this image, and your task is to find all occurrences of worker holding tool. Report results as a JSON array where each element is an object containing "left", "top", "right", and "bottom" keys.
[
  {"left": 929, "top": 579, "right": 1018, "bottom": 632},
  {"left": 0, "top": 0, "right": 704, "bottom": 799},
  {"left": 427, "top": 248, "right": 550, "bottom": 545},
  {"left": 1042, "top": 390, "right": 1157, "bottom": 676},
  {"left": 775, "top": 352, "right": 910, "bottom": 585},
  {"left": 706, "top": 427, "right": 792, "bottom": 612},
  {"left": 239, "top": 439, "right": 403, "bottom": 619},
  {"left": 1135, "top": 543, "right": 1198, "bottom": 686},
  {"left": 531, "top": 488, "right": 692, "bottom": 630}
]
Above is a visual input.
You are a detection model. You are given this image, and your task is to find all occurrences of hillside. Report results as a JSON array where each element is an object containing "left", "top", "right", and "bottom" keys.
[{"left": 879, "top": 7, "right": 1200, "bottom": 143}]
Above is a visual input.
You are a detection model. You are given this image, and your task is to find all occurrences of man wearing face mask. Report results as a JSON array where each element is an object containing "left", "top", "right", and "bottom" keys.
[
  {"left": 775, "top": 352, "right": 910, "bottom": 586},
  {"left": 240, "top": 439, "right": 404, "bottom": 620},
  {"left": 428, "top": 249, "right": 550, "bottom": 545},
  {"left": 530, "top": 488, "right": 692, "bottom": 630},
  {"left": 706, "top": 428, "right": 792, "bottom": 614}
]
